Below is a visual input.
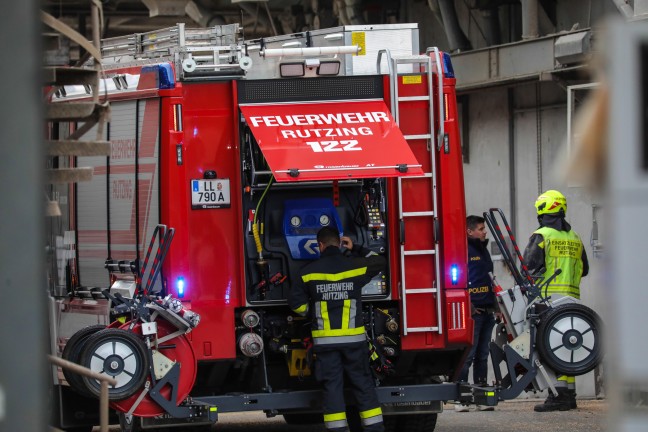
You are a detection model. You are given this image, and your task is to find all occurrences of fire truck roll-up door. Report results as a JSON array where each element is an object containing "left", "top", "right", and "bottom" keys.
[
  {"left": 240, "top": 100, "right": 424, "bottom": 182},
  {"left": 76, "top": 99, "right": 161, "bottom": 288}
]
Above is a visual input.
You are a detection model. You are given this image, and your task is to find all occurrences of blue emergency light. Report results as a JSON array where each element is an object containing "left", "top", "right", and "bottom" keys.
[
  {"left": 450, "top": 265, "right": 459, "bottom": 285},
  {"left": 176, "top": 276, "right": 185, "bottom": 298},
  {"left": 142, "top": 64, "right": 176, "bottom": 89},
  {"left": 442, "top": 52, "right": 455, "bottom": 78}
]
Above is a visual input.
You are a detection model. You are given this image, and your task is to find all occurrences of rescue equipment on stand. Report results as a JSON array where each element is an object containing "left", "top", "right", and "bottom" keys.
[
  {"left": 482, "top": 209, "right": 603, "bottom": 400},
  {"left": 62, "top": 226, "right": 216, "bottom": 427}
]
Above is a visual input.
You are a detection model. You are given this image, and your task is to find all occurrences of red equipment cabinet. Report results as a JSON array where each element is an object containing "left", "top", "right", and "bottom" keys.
[{"left": 56, "top": 23, "right": 474, "bottom": 432}]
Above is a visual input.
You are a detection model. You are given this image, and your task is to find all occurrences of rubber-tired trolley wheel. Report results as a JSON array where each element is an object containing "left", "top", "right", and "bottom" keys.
[
  {"left": 61, "top": 324, "right": 106, "bottom": 396},
  {"left": 79, "top": 328, "right": 150, "bottom": 401},
  {"left": 536, "top": 303, "right": 602, "bottom": 376}
]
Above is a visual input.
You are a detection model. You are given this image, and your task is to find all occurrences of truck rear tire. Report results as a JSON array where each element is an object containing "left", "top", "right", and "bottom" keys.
[
  {"left": 283, "top": 413, "right": 324, "bottom": 424},
  {"left": 384, "top": 413, "right": 437, "bottom": 432}
]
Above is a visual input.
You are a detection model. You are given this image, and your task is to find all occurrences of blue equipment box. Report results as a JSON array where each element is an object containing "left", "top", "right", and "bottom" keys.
[{"left": 283, "top": 198, "right": 342, "bottom": 260}]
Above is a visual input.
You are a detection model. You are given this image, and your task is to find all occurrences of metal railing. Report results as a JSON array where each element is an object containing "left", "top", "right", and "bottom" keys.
[{"left": 49, "top": 355, "right": 117, "bottom": 432}]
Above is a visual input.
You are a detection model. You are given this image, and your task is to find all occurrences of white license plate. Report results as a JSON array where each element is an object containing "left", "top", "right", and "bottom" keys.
[{"left": 191, "top": 179, "right": 230, "bottom": 209}]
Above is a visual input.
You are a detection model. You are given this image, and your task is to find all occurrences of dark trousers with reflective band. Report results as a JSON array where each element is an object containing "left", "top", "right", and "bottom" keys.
[{"left": 315, "top": 342, "right": 384, "bottom": 432}]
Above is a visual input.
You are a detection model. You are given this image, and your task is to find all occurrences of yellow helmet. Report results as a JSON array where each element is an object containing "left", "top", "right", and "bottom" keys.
[{"left": 535, "top": 190, "right": 567, "bottom": 215}]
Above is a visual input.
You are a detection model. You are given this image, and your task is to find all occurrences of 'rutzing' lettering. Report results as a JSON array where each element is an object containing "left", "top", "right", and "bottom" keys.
[{"left": 316, "top": 281, "right": 354, "bottom": 301}]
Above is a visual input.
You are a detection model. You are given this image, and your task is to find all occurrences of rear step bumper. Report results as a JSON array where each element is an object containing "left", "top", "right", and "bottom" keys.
[{"left": 195, "top": 382, "right": 498, "bottom": 414}]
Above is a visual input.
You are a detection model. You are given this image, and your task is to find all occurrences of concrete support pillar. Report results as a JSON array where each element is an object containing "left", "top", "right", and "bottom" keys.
[{"left": 0, "top": 0, "right": 47, "bottom": 431}]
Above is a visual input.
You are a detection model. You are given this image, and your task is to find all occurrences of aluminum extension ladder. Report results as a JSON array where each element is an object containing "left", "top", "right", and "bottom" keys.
[{"left": 377, "top": 49, "right": 446, "bottom": 336}]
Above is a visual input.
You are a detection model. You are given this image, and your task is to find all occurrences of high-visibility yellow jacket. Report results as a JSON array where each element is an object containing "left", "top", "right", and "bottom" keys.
[
  {"left": 532, "top": 226, "right": 585, "bottom": 299},
  {"left": 289, "top": 245, "right": 386, "bottom": 347}
]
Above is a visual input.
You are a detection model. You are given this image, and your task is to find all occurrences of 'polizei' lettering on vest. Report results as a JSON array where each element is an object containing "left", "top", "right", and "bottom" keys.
[{"left": 468, "top": 286, "right": 490, "bottom": 294}]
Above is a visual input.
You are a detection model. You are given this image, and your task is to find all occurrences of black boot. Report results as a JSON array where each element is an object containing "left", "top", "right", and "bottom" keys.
[
  {"left": 568, "top": 389, "right": 577, "bottom": 409},
  {"left": 533, "top": 388, "right": 571, "bottom": 412}
]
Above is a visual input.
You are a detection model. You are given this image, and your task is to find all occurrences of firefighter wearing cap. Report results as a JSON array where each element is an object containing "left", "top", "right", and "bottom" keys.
[
  {"left": 289, "top": 226, "right": 385, "bottom": 432},
  {"left": 523, "top": 190, "right": 589, "bottom": 412}
]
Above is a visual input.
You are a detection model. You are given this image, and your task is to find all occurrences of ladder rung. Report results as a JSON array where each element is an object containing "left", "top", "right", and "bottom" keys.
[
  {"left": 402, "top": 211, "right": 435, "bottom": 217},
  {"left": 393, "top": 55, "right": 430, "bottom": 64},
  {"left": 406, "top": 327, "right": 439, "bottom": 333},
  {"left": 404, "top": 134, "right": 432, "bottom": 140},
  {"left": 46, "top": 168, "right": 93, "bottom": 184},
  {"left": 398, "top": 96, "right": 429, "bottom": 102},
  {"left": 400, "top": 173, "right": 433, "bottom": 179},
  {"left": 47, "top": 140, "right": 111, "bottom": 156},
  {"left": 403, "top": 250, "right": 436, "bottom": 256},
  {"left": 405, "top": 288, "right": 437, "bottom": 294}
]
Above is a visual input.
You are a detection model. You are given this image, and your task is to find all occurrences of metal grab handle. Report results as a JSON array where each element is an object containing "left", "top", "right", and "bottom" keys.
[
  {"left": 140, "top": 224, "right": 167, "bottom": 280},
  {"left": 483, "top": 208, "right": 534, "bottom": 290},
  {"left": 145, "top": 228, "right": 175, "bottom": 294}
]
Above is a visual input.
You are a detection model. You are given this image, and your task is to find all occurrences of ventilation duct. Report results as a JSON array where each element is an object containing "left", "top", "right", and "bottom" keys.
[{"left": 436, "top": 0, "right": 472, "bottom": 52}]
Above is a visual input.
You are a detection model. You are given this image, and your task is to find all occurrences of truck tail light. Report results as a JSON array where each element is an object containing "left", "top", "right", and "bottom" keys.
[
  {"left": 449, "top": 301, "right": 466, "bottom": 330},
  {"left": 173, "top": 104, "right": 183, "bottom": 131},
  {"left": 444, "top": 93, "right": 449, "bottom": 121}
]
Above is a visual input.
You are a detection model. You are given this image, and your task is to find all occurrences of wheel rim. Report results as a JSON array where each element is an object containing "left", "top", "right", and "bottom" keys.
[
  {"left": 547, "top": 315, "right": 595, "bottom": 364},
  {"left": 89, "top": 339, "right": 141, "bottom": 388},
  {"left": 537, "top": 303, "right": 602, "bottom": 375},
  {"left": 81, "top": 328, "right": 149, "bottom": 401}
]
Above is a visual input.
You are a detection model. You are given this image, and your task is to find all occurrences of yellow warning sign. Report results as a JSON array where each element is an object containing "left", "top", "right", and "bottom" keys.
[
  {"left": 402, "top": 75, "right": 422, "bottom": 84},
  {"left": 351, "top": 32, "right": 366, "bottom": 56}
]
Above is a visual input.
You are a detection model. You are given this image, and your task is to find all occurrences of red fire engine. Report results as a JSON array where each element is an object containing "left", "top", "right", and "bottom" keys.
[{"left": 52, "top": 23, "right": 475, "bottom": 432}]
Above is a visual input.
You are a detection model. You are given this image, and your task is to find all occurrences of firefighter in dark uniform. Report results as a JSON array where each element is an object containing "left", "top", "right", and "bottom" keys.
[
  {"left": 523, "top": 190, "right": 589, "bottom": 412},
  {"left": 289, "top": 226, "right": 385, "bottom": 432}
]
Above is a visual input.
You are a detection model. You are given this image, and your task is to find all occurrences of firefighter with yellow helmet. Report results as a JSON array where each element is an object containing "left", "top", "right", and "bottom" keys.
[{"left": 523, "top": 190, "right": 589, "bottom": 412}]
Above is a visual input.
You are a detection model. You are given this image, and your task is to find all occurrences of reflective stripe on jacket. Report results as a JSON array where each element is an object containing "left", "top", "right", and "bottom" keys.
[
  {"left": 534, "top": 226, "right": 584, "bottom": 298},
  {"left": 289, "top": 245, "right": 386, "bottom": 347}
]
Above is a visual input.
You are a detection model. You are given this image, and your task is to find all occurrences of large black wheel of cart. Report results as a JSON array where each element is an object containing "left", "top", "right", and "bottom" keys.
[
  {"left": 61, "top": 324, "right": 106, "bottom": 396},
  {"left": 384, "top": 413, "right": 437, "bottom": 432},
  {"left": 536, "top": 303, "right": 603, "bottom": 376},
  {"left": 80, "top": 328, "right": 150, "bottom": 401}
]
